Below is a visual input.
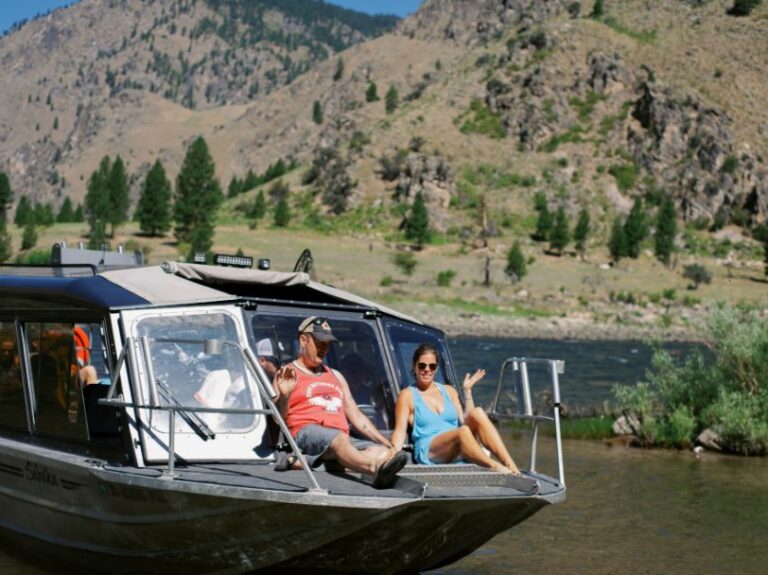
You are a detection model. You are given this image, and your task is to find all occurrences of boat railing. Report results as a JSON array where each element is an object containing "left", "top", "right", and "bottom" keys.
[
  {"left": 99, "top": 336, "right": 326, "bottom": 493},
  {"left": 489, "top": 357, "right": 565, "bottom": 487}
]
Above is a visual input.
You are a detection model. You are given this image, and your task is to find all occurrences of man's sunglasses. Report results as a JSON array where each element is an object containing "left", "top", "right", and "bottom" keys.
[{"left": 417, "top": 362, "right": 438, "bottom": 371}]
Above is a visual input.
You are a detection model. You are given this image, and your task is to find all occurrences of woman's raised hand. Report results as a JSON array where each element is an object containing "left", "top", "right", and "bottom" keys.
[
  {"left": 275, "top": 365, "right": 297, "bottom": 397},
  {"left": 462, "top": 368, "right": 486, "bottom": 391}
]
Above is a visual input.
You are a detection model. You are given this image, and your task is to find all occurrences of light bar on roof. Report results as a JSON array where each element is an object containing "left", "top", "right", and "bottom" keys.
[{"left": 213, "top": 253, "right": 254, "bottom": 268}]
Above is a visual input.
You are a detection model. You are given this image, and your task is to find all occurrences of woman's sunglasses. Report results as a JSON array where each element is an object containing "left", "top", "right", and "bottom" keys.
[{"left": 417, "top": 362, "right": 438, "bottom": 371}]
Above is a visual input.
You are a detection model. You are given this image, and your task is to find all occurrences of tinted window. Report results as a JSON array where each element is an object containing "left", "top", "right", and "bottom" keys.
[
  {"left": 0, "top": 321, "right": 27, "bottom": 430},
  {"left": 25, "top": 322, "right": 89, "bottom": 440},
  {"left": 249, "top": 312, "right": 393, "bottom": 429},
  {"left": 382, "top": 319, "right": 455, "bottom": 391}
]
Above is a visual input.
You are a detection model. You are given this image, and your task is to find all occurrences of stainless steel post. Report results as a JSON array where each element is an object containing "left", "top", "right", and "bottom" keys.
[
  {"left": 141, "top": 336, "right": 160, "bottom": 406},
  {"left": 167, "top": 409, "right": 176, "bottom": 477},
  {"left": 550, "top": 360, "right": 565, "bottom": 486}
]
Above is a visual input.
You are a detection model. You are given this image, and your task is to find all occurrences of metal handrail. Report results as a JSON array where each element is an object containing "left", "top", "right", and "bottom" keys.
[
  {"left": 100, "top": 336, "right": 326, "bottom": 493},
  {"left": 489, "top": 357, "right": 565, "bottom": 487}
]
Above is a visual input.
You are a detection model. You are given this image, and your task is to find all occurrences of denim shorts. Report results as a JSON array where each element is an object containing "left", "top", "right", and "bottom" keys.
[{"left": 295, "top": 424, "right": 376, "bottom": 467}]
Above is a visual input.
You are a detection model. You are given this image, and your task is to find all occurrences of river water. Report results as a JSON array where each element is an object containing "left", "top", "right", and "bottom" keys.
[{"left": 1, "top": 338, "right": 765, "bottom": 574}]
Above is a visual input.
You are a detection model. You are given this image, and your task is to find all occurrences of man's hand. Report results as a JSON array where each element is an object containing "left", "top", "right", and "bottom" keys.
[
  {"left": 274, "top": 365, "right": 297, "bottom": 399},
  {"left": 463, "top": 368, "right": 486, "bottom": 392}
]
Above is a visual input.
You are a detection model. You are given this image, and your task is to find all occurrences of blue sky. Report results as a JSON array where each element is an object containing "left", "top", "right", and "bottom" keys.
[{"left": 0, "top": 0, "right": 424, "bottom": 35}]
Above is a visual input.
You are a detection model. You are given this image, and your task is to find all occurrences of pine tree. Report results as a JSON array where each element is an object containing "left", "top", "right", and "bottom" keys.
[
  {"left": 227, "top": 176, "right": 242, "bottom": 198},
  {"left": 624, "top": 197, "right": 649, "bottom": 258},
  {"left": 174, "top": 137, "right": 223, "bottom": 253},
  {"left": 533, "top": 203, "right": 552, "bottom": 242},
  {"left": 57, "top": 197, "right": 75, "bottom": 223},
  {"left": 573, "top": 208, "right": 591, "bottom": 260},
  {"left": 253, "top": 190, "right": 267, "bottom": 220},
  {"left": 333, "top": 58, "right": 344, "bottom": 82},
  {"left": 366, "top": 81, "right": 379, "bottom": 103},
  {"left": 591, "top": 0, "right": 604, "bottom": 18},
  {"left": 137, "top": 160, "right": 172, "bottom": 237},
  {"left": 14, "top": 196, "right": 33, "bottom": 227},
  {"left": 385, "top": 85, "right": 399, "bottom": 114},
  {"left": 404, "top": 191, "right": 430, "bottom": 248},
  {"left": 0, "top": 221, "right": 11, "bottom": 263},
  {"left": 549, "top": 206, "right": 570, "bottom": 255},
  {"left": 107, "top": 155, "right": 130, "bottom": 236},
  {"left": 73, "top": 203, "right": 84, "bottom": 222},
  {"left": 0, "top": 172, "right": 13, "bottom": 221},
  {"left": 273, "top": 196, "right": 291, "bottom": 227},
  {"left": 84, "top": 156, "right": 112, "bottom": 239},
  {"left": 312, "top": 100, "right": 323, "bottom": 125},
  {"left": 21, "top": 221, "right": 37, "bottom": 250},
  {"left": 505, "top": 241, "right": 527, "bottom": 282},
  {"left": 34, "top": 202, "right": 55, "bottom": 227},
  {"left": 655, "top": 195, "right": 677, "bottom": 266},
  {"left": 87, "top": 220, "right": 108, "bottom": 250},
  {"left": 609, "top": 217, "right": 628, "bottom": 264}
]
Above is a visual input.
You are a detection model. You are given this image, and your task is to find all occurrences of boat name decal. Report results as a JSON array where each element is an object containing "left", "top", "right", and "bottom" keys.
[{"left": 24, "top": 462, "right": 60, "bottom": 487}]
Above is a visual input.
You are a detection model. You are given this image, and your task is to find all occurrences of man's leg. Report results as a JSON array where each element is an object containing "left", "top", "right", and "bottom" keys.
[{"left": 327, "top": 432, "right": 379, "bottom": 474}]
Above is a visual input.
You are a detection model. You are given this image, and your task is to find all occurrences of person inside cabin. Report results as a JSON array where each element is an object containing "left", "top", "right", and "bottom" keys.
[
  {"left": 255, "top": 338, "right": 280, "bottom": 380},
  {"left": 340, "top": 352, "right": 388, "bottom": 429},
  {"left": 194, "top": 350, "right": 249, "bottom": 429},
  {"left": 0, "top": 335, "right": 22, "bottom": 393},
  {"left": 74, "top": 325, "right": 100, "bottom": 386},
  {"left": 272, "top": 316, "right": 407, "bottom": 488},
  {"left": 391, "top": 343, "right": 521, "bottom": 475}
]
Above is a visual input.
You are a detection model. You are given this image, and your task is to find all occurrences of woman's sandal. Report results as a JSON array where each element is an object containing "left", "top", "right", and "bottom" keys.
[{"left": 274, "top": 452, "right": 299, "bottom": 472}]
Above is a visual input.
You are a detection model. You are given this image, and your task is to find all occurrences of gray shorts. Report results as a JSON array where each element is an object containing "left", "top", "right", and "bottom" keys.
[{"left": 295, "top": 424, "right": 377, "bottom": 468}]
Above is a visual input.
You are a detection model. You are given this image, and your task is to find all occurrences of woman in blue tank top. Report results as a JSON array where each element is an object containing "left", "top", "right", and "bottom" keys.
[{"left": 391, "top": 344, "right": 521, "bottom": 474}]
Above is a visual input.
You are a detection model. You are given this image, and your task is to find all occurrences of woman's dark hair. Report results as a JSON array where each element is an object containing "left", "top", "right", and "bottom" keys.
[{"left": 412, "top": 343, "right": 440, "bottom": 368}]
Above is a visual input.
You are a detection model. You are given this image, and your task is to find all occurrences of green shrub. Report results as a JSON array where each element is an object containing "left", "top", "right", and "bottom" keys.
[
  {"left": 727, "top": 0, "right": 763, "bottom": 17},
  {"left": 380, "top": 275, "right": 394, "bottom": 287},
  {"left": 662, "top": 288, "right": 676, "bottom": 301},
  {"left": 392, "top": 251, "right": 417, "bottom": 276},
  {"left": 608, "top": 163, "right": 637, "bottom": 191},
  {"left": 459, "top": 99, "right": 505, "bottom": 139},
  {"left": 436, "top": 270, "right": 457, "bottom": 287}
]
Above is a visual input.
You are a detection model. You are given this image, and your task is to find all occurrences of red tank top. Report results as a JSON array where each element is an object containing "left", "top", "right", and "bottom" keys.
[{"left": 286, "top": 362, "right": 349, "bottom": 437}]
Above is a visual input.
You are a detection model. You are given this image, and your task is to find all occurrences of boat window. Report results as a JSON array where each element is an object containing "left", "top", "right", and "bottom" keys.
[
  {"left": 0, "top": 321, "right": 27, "bottom": 431},
  {"left": 135, "top": 313, "right": 259, "bottom": 434},
  {"left": 24, "top": 321, "right": 100, "bottom": 440},
  {"left": 249, "top": 313, "right": 393, "bottom": 429},
  {"left": 382, "top": 319, "right": 455, "bottom": 391}
]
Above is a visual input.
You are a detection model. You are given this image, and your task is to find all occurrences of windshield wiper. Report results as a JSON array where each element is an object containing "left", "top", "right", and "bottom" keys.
[{"left": 156, "top": 381, "right": 216, "bottom": 440}]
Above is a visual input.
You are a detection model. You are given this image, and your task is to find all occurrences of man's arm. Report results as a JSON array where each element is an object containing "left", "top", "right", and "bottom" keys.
[
  {"left": 273, "top": 365, "right": 296, "bottom": 419},
  {"left": 336, "top": 370, "right": 392, "bottom": 447}
]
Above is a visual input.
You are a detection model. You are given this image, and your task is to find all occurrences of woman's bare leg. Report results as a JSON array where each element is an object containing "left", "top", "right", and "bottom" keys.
[
  {"left": 429, "top": 426, "right": 510, "bottom": 473},
  {"left": 465, "top": 407, "right": 520, "bottom": 474}
]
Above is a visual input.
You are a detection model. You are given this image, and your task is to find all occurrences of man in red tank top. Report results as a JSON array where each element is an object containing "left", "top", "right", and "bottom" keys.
[{"left": 274, "top": 316, "right": 407, "bottom": 488}]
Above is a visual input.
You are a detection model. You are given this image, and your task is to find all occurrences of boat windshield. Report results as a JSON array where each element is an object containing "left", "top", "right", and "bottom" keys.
[
  {"left": 248, "top": 311, "right": 393, "bottom": 429},
  {"left": 135, "top": 313, "right": 259, "bottom": 435}
]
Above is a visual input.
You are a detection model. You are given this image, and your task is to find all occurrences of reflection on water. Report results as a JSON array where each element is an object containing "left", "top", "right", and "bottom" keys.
[{"left": 431, "top": 436, "right": 768, "bottom": 575}]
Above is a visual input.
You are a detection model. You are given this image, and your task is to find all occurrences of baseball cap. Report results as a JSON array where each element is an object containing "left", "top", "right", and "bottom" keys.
[
  {"left": 256, "top": 338, "right": 275, "bottom": 357},
  {"left": 298, "top": 316, "right": 338, "bottom": 342}
]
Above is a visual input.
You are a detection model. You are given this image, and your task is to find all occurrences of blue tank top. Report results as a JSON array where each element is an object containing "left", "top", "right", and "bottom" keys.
[{"left": 411, "top": 382, "right": 459, "bottom": 464}]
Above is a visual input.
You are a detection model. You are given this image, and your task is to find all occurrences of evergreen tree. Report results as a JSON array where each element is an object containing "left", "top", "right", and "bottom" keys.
[
  {"left": 505, "top": 241, "right": 527, "bottom": 282},
  {"left": 252, "top": 190, "right": 267, "bottom": 220},
  {"left": 53, "top": 116, "right": 59, "bottom": 130},
  {"left": 21, "top": 221, "right": 37, "bottom": 250},
  {"left": 533, "top": 203, "right": 552, "bottom": 242},
  {"left": 333, "top": 57, "right": 344, "bottom": 82},
  {"left": 15, "top": 198, "right": 33, "bottom": 227},
  {"left": 312, "top": 100, "right": 323, "bottom": 125},
  {"left": 404, "top": 191, "right": 430, "bottom": 248},
  {"left": 0, "top": 221, "right": 11, "bottom": 263},
  {"left": 385, "top": 85, "right": 399, "bottom": 114},
  {"left": 609, "top": 217, "right": 628, "bottom": 263},
  {"left": 34, "top": 202, "right": 55, "bottom": 227},
  {"left": 243, "top": 169, "right": 260, "bottom": 191},
  {"left": 727, "top": 0, "right": 762, "bottom": 17},
  {"left": 227, "top": 176, "right": 242, "bottom": 198},
  {"left": 73, "top": 203, "right": 84, "bottom": 222},
  {"left": 174, "top": 137, "right": 223, "bottom": 253},
  {"left": 624, "top": 197, "right": 649, "bottom": 258},
  {"left": 655, "top": 195, "right": 677, "bottom": 266},
  {"left": 137, "top": 160, "right": 172, "bottom": 237},
  {"left": 84, "top": 156, "right": 112, "bottom": 239},
  {"left": 273, "top": 196, "right": 291, "bottom": 227},
  {"left": 591, "top": 0, "right": 604, "bottom": 18},
  {"left": 573, "top": 208, "right": 591, "bottom": 260},
  {"left": 758, "top": 224, "right": 768, "bottom": 277},
  {"left": 57, "top": 197, "right": 75, "bottom": 223},
  {"left": 107, "top": 155, "right": 130, "bottom": 236},
  {"left": 87, "top": 220, "right": 108, "bottom": 250},
  {"left": 0, "top": 172, "right": 12, "bottom": 221},
  {"left": 366, "top": 81, "right": 379, "bottom": 103},
  {"left": 549, "top": 206, "right": 570, "bottom": 255}
]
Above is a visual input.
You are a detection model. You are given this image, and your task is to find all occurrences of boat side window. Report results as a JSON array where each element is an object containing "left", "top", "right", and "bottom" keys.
[
  {"left": 382, "top": 320, "right": 455, "bottom": 391},
  {"left": 136, "top": 313, "right": 259, "bottom": 434},
  {"left": 24, "top": 322, "right": 92, "bottom": 440},
  {"left": 0, "top": 321, "right": 28, "bottom": 431},
  {"left": 250, "top": 313, "right": 394, "bottom": 430}
]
